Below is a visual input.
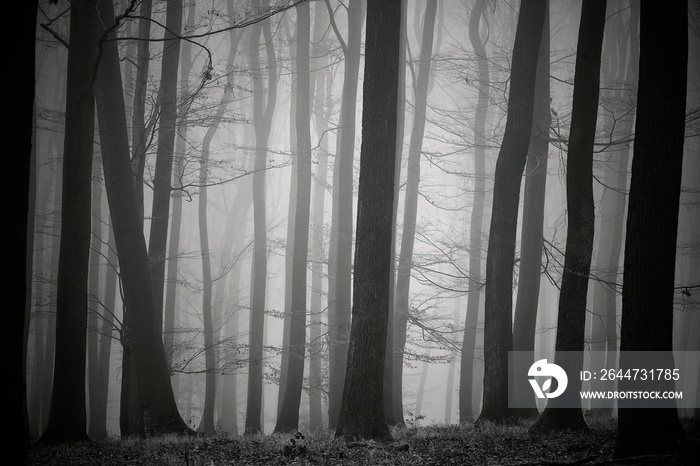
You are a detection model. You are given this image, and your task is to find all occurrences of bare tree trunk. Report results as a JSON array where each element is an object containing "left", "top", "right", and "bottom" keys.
[
  {"left": 8, "top": 1, "right": 37, "bottom": 459},
  {"left": 478, "top": 0, "right": 546, "bottom": 424},
  {"left": 335, "top": 0, "right": 401, "bottom": 441},
  {"left": 276, "top": 1, "right": 312, "bottom": 433},
  {"left": 392, "top": 0, "right": 437, "bottom": 428},
  {"left": 327, "top": 0, "right": 365, "bottom": 430},
  {"left": 530, "top": 0, "right": 606, "bottom": 434},
  {"left": 459, "top": 0, "right": 489, "bottom": 423},
  {"left": 40, "top": 0, "right": 98, "bottom": 443},
  {"left": 94, "top": 0, "right": 191, "bottom": 436},
  {"left": 129, "top": 0, "right": 152, "bottom": 221},
  {"left": 589, "top": 1, "right": 638, "bottom": 417},
  {"left": 614, "top": 0, "right": 686, "bottom": 457},
  {"left": 511, "top": 2, "right": 550, "bottom": 419},
  {"left": 147, "top": 0, "right": 182, "bottom": 331},
  {"left": 245, "top": 0, "right": 277, "bottom": 433}
]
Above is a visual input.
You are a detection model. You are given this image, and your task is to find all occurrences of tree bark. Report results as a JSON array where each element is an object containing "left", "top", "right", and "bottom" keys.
[
  {"left": 147, "top": 0, "right": 182, "bottom": 331},
  {"left": 530, "top": 0, "right": 607, "bottom": 434},
  {"left": 335, "top": 0, "right": 401, "bottom": 442},
  {"left": 40, "top": 0, "right": 98, "bottom": 443},
  {"left": 94, "top": 0, "right": 191, "bottom": 436},
  {"left": 245, "top": 0, "right": 277, "bottom": 433},
  {"left": 275, "top": 0, "right": 312, "bottom": 433},
  {"left": 511, "top": 2, "right": 550, "bottom": 419},
  {"left": 327, "top": 0, "right": 364, "bottom": 430},
  {"left": 459, "top": 0, "right": 489, "bottom": 423},
  {"left": 8, "top": 1, "right": 37, "bottom": 460},
  {"left": 392, "top": 0, "right": 437, "bottom": 428},
  {"left": 478, "top": 0, "right": 546, "bottom": 424},
  {"left": 614, "top": 0, "right": 687, "bottom": 457}
]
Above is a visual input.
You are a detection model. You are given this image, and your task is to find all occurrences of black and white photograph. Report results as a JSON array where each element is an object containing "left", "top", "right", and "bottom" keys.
[{"left": 9, "top": 0, "right": 700, "bottom": 464}]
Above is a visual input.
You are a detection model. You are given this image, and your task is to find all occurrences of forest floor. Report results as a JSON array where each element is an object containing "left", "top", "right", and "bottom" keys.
[{"left": 26, "top": 417, "right": 699, "bottom": 465}]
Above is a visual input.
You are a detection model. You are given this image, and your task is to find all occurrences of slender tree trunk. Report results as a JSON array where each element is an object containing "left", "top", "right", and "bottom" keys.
[
  {"left": 88, "top": 167, "right": 108, "bottom": 438},
  {"left": 385, "top": 0, "right": 408, "bottom": 427},
  {"left": 327, "top": 0, "right": 364, "bottom": 430},
  {"left": 589, "top": 1, "right": 638, "bottom": 417},
  {"left": 335, "top": 0, "right": 401, "bottom": 441},
  {"left": 478, "top": 0, "right": 546, "bottom": 424},
  {"left": 130, "top": 0, "right": 152, "bottom": 221},
  {"left": 614, "top": 0, "right": 687, "bottom": 457},
  {"left": 148, "top": 0, "right": 183, "bottom": 331},
  {"left": 164, "top": 1, "right": 196, "bottom": 401},
  {"left": 459, "top": 0, "right": 489, "bottom": 423},
  {"left": 41, "top": 0, "right": 98, "bottom": 443},
  {"left": 511, "top": 2, "right": 550, "bottom": 419},
  {"left": 393, "top": 0, "right": 437, "bottom": 428},
  {"left": 308, "top": 45, "right": 332, "bottom": 434},
  {"left": 530, "top": 0, "right": 606, "bottom": 434},
  {"left": 276, "top": 1, "right": 312, "bottom": 433},
  {"left": 245, "top": 0, "right": 277, "bottom": 433}
]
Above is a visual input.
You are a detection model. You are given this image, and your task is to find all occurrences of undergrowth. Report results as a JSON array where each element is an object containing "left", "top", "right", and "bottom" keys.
[{"left": 26, "top": 417, "right": 699, "bottom": 465}]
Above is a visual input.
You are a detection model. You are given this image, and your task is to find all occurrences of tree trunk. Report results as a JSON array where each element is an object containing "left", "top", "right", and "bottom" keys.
[
  {"left": 276, "top": 1, "right": 312, "bottom": 433},
  {"left": 478, "top": 0, "right": 546, "bottom": 424},
  {"left": 614, "top": 0, "right": 687, "bottom": 457},
  {"left": 588, "top": 1, "right": 638, "bottom": 417},
  {"left": 88, "top": 167, "right": 108, "bottom": 438},
  {"left": 8, "top": 1, "right": 37, "bottom": 459},
  {"left": 393, "top": 0, "right": 437, "bottom": 428},
  {"left": 530, "top": 0, "right": 606, "bottom": 434},
  {"left": 129, "top": 0, "right": 152, "bottom": 221},
  {"left": 335, "top": 0, "right": 401, "bottom": 442},
  {"left": 459, "top": 0, "right": 489, "bottom": 423},
  {"left": 511, "top": 2, "right": 550, "bottom": 419},
  {"left": 94, "top": 0, "right": 191, "bottom": 436},
  {"left": 147, "top": 0, "right": 182, "bottom": 331},
  {"left": 40, "top": 0, "right": 98, "bottom": 443},
  {"left": 245, "top": 0, "right": 277, "bottom": 433}
]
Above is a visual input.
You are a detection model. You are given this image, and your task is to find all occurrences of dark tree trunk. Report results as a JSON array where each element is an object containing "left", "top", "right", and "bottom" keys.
[
  {"left": 478, "top": 0, "right": 546, "bottom": 424},
  {"left": 40, "top": 0, "right": 98, "bottom": 443},
  {"left": 335, "top": 0, "right": 401, "bottom": 442},
  {"left": 614, "top": 0, "right": 687, "bottom": 457},
  {"left": 147, "top": 0, "right": 182, "bottom": 330},
  {"left": 129, "top": 0, "right": 152, "bottom": 221},
  {"left": 459, "top": 0, "right": 489, "bottom": 423},
  {"left": 530, "top": 0, "right": 606, "bottom": 434},
  {"left": 511, "top": 2, "right": 550, "bottom": 419},
  {"left": 94, "top": 0, "right": 191, "bottom": 436},
  {"left": 588, "top": 0, "right": 638, "bottom": 417},
  {"left": 7, "top": 1, "right": 37, "bottom": 460}
]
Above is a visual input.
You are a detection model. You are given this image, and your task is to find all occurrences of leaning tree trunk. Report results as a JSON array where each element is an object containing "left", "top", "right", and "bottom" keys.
[
  {"left": 478, "top": 0, "right": 546, "bottom": 424},
  {"left": 614, "top": 0, "right": 687, "bottom": 457},
  {"left": 335, "top": 0, "right": 402, "bottom": 442},
  {"left": 94, "top": 0, "right": 191, "bottom": 436},
  {"left": 530, "top": 0, "right": 606, "bottom": 434}
]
